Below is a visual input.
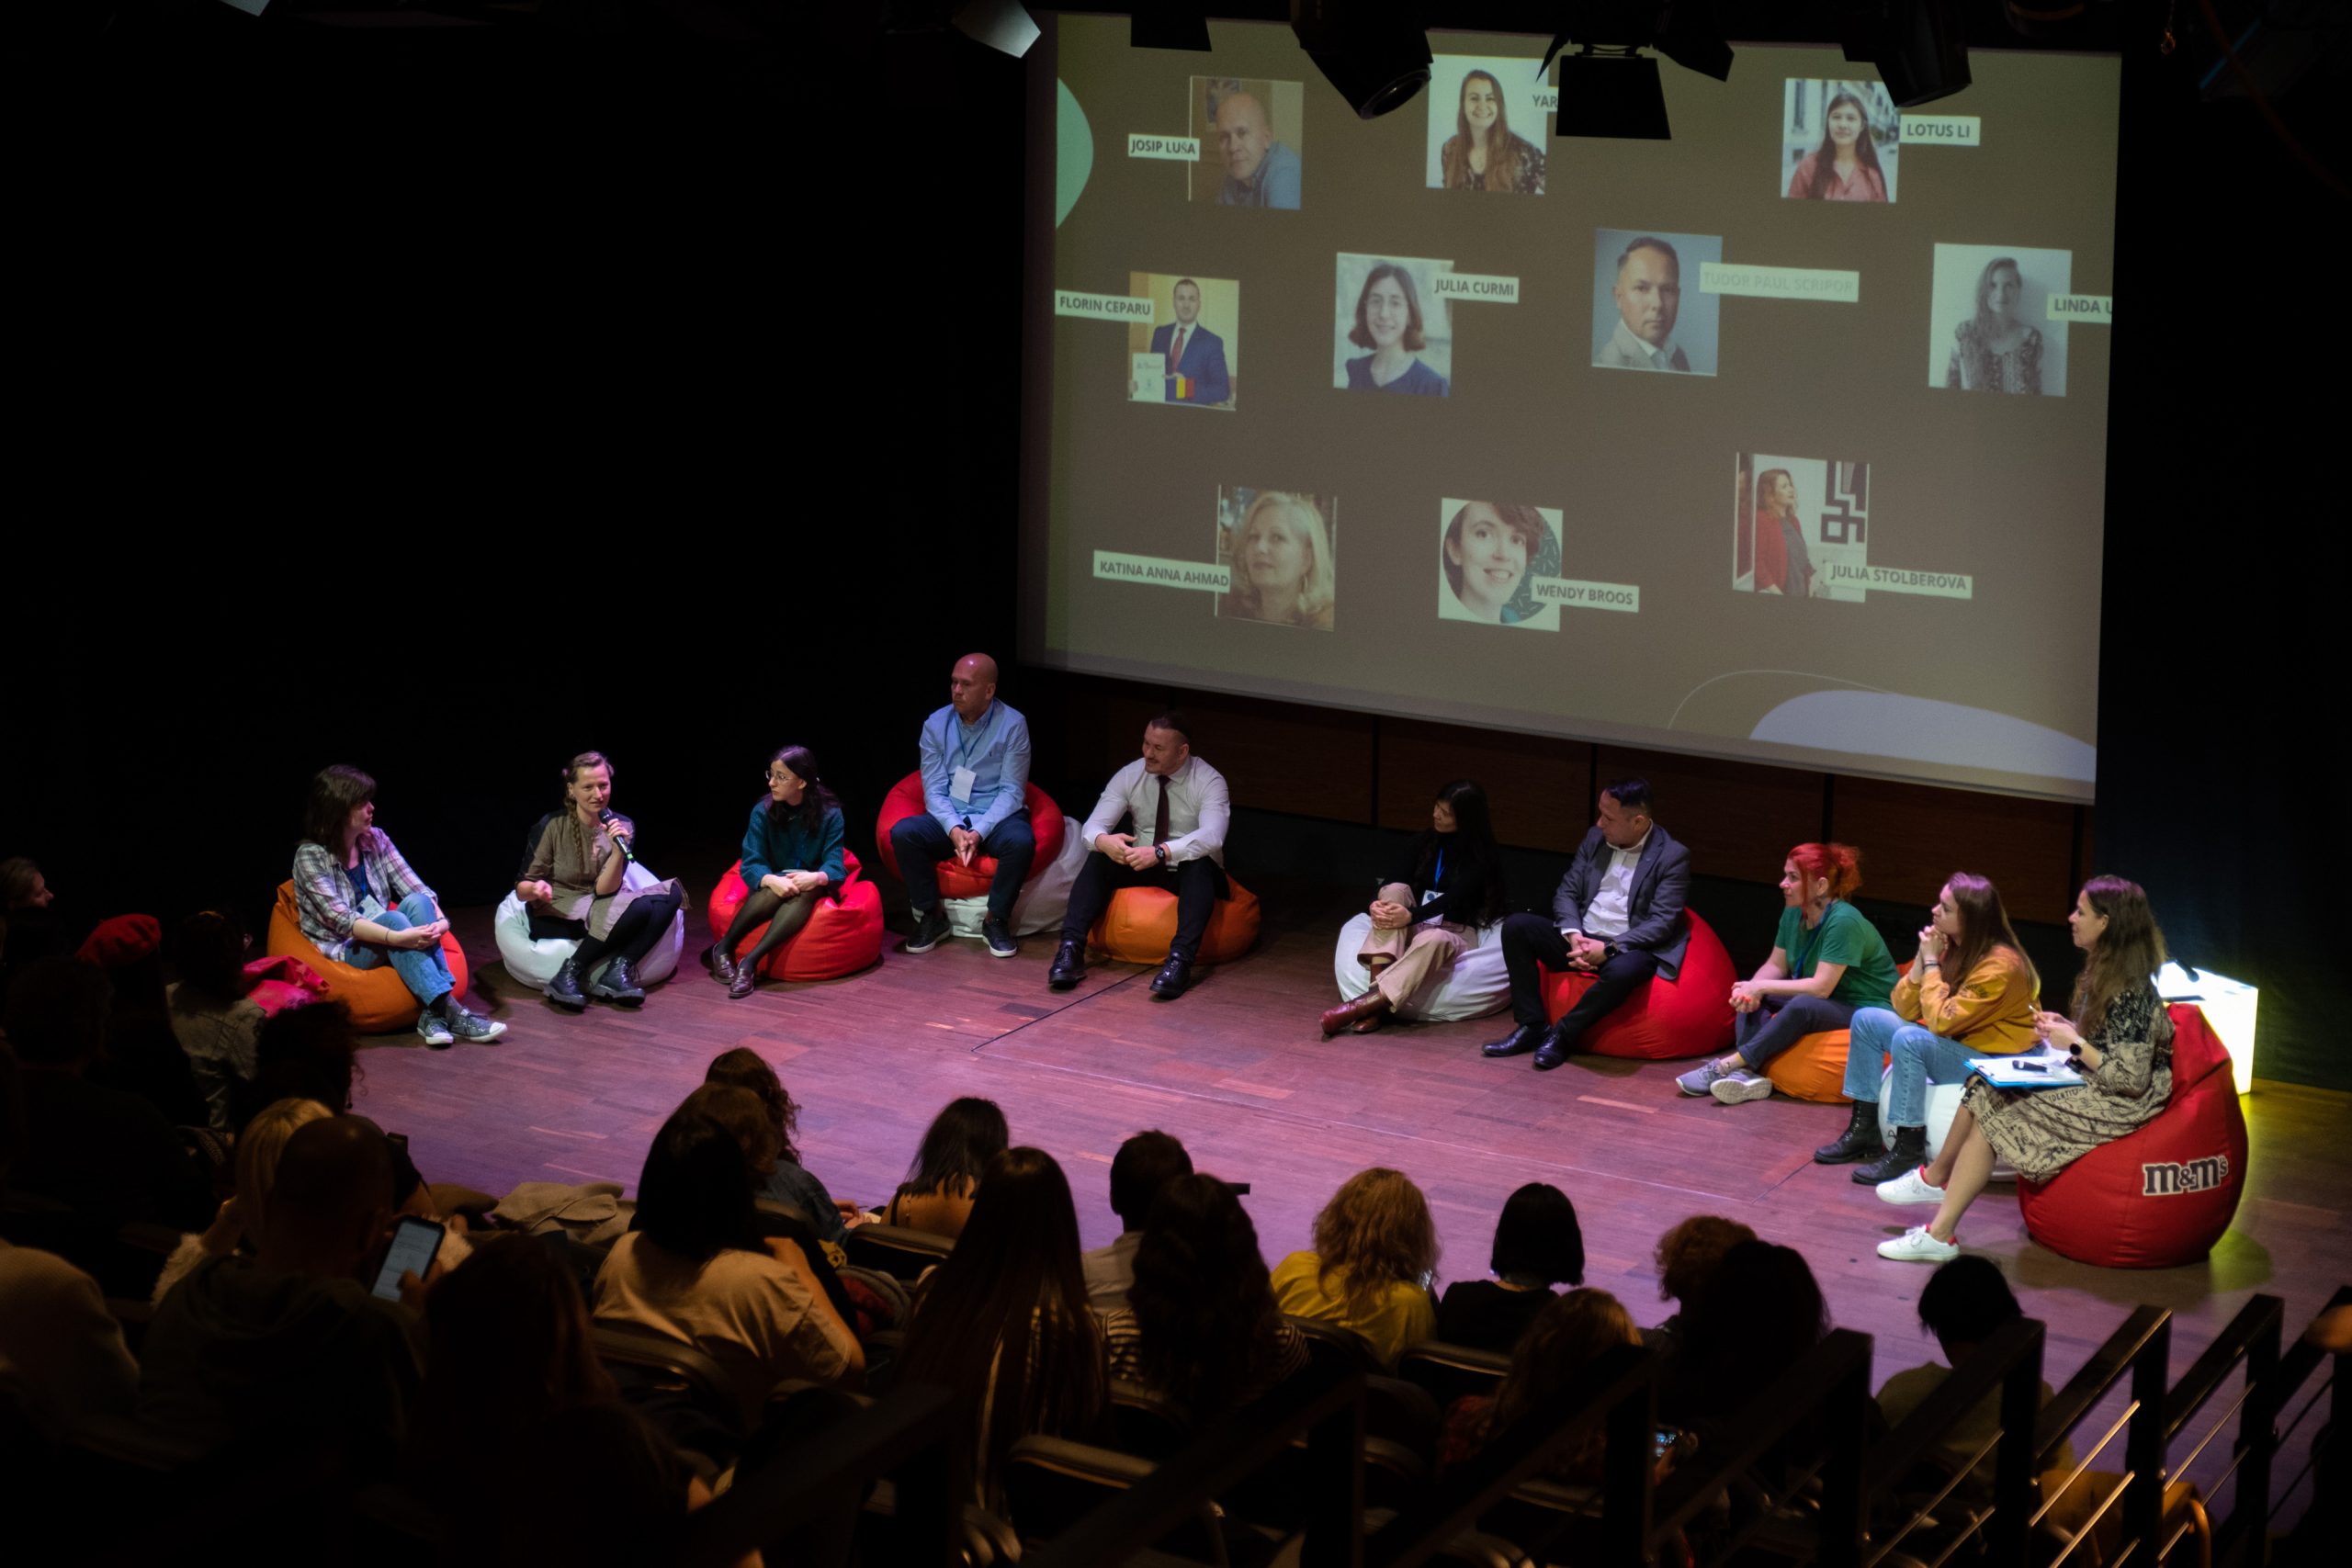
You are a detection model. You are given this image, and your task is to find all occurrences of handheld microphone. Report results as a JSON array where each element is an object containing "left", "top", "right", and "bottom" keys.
[{"left": 597, "top": 808, "right": 636, "bottom": 864}]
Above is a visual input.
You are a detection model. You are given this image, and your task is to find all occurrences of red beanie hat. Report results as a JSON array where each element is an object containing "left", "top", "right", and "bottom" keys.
[{"left": 78, "top": 913, "right": 163, "bottom": 969}]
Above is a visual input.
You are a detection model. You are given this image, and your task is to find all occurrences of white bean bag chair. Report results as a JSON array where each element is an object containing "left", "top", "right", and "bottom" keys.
[
  {"left": 942, "top": 813, "right": 1088, "bottom": 940},
  {"left": 494, "top": 861, "right": 686, "bottom": 992},
  {"left": 1879, "top": 1070, "right": 2016, "bottom": 1181},
  {"left": 1331, "top": 914, "right": 1510, "bottom": 1022}
]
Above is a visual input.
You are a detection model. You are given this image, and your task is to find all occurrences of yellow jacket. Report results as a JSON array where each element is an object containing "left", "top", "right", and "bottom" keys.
[{"left": 1893, "top": 944, "right": 2039, "bottom": 1055}]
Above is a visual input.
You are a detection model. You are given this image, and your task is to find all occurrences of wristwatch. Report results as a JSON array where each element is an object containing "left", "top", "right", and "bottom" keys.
[{"left": 1155, "top": 843, "right": 1170, "bottom": 865}]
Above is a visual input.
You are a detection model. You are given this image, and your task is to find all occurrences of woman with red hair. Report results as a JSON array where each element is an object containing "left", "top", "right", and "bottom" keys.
[{"left": 1677, "top": 843, "right": 1897, "bottom": 1103}]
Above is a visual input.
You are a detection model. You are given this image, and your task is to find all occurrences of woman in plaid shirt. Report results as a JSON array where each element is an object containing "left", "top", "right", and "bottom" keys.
[{"left": 291, "top": 764, "right": 504, "bottom": 1047}]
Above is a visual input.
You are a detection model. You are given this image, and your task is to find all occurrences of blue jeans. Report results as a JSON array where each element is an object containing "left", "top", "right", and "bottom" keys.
[
  {"left": 344, "top": 890, "right": 455, "bottom": 1007},
  {"left": 890, "top": 811, "right": 1036, "bottom": 922},
  {"left": 1844, "top": 1006, "right": 1977, "bottom": 1129}
]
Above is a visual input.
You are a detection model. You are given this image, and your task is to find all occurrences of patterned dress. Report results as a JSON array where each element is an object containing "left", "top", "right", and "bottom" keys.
[
  {"left": 1960, "top": 982, "right": 2172, "bottom": 1182},
  {"left": 1945, "top": 321, "right": 2044, "bottom": 393}
]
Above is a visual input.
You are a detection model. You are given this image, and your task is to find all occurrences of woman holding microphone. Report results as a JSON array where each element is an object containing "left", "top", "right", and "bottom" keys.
[{"left": 517, "top": 750, "right": 686, "bottom": 1012}]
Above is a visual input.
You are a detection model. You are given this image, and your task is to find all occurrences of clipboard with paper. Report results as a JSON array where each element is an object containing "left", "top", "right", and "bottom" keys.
[{"left": 1966, "top": 1044, "right": 2083, "bottom": 1089}]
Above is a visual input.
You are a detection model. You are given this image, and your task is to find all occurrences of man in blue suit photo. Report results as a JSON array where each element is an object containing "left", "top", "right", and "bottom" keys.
[{"left": 1147, "top": 278, "right": 1231, "bottom": 407}]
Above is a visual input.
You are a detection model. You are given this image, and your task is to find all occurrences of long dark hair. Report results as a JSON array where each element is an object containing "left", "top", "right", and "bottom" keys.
[
  {"left": 1802, "top": 89, "right": 1886, "bottom": 197},
  {"left": 704, "top": 1046, "right": 801, "bottom": 1166},
  {"left": 897, "top": 1147, "right": 1107, "bottom": 1485},
  {"left": 1413, "top": 779, "right": 1507, "bottom": 926},
  {"left": 1941, "top": 872, "right": 2038, "bottom": 1003},
  {"left": 899, "top": 1096, "right": 1009, "bottom": 1201},
  {"left": 634, "top": 1108, "right": 759, "bottom": 1264},
  {"left": 2072, "top": 874, "right": 2166, "bottom": 1041},
  {"left": 301, "top": 764, "right": 376, "bottom": 852},
  {"left": 1129, "top": 1173, "right": 1285, "bottom": 1419},
  {"left": 1486, "top": 1288, "right": 1639, "bottom": 1455},
  {"left": 764, "top": 744, "right": 840, "bottom": 835},
  {"left": 1669, "top": 1240, "right": 1826, "bottom": 1420}
]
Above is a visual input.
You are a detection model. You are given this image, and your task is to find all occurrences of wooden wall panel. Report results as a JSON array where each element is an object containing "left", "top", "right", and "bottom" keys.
[
  {"left": 1375, "top": 719, "right": 1592, "bottom": 853},
  {"left": 1595, "top": 747, "right": 1825, "bottom": 884},
  {"left": 1179, "top": 693, "right": 1376, "bottom": 821},
  {"left": 1828, "top": 776, "right": 2078, "bottom": 923}
]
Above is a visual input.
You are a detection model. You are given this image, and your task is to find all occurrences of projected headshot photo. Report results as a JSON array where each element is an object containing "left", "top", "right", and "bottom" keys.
[
  {"left": 1216, "top": 488, "right": 1337, "bottom": 631},
  {"left": 1126, "top": 271, "right": 1238, "bottom": 409},
  {"left": 1733, "top": 455, "right": 1871, "bottom": 602},
  {"left": 1191, "top": 76, "right": 1304, "bottom": 209},
  {"left": 1425, "top": 56, "right": 1549, "bottom": 195},
  {"left": 1334, "top": 254, "right": 1452, "bottom": 397},
  {"left": 1781, "top": 80, "right": 1899, "bottom": 203},
  {"left": 1591, "top": 229, "right": 1722, "bottom": 375},
  {"left": 1438, "top": 500, "right": 1561, "bottom": 629},
  {"left": 1929, "top": 244, "right": 2073, "bottom": 396}
]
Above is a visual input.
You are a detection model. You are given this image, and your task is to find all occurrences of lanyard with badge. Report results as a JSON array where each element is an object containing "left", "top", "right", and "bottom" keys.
[
  {"left": 945, "top": 706, "right": 996, "bottom": 807},
  {"left": 1423, "top": 848, "right": 1444, "bottom": 906}
]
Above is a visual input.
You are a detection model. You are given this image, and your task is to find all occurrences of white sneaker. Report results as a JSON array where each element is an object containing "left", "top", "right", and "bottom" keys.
[
  {"left": 1709, "top": 1069, "right": 1775, "bottom": 1105},
  {"left": 414, "top": 1010, "right": 456, "bottom": 1048},
  {"left": 1878, "top": 1225, "right": 1960, "bottom": 1263},
  {"left": 1877, "top": 1167, "right": 1947, "bottom": 1205}
]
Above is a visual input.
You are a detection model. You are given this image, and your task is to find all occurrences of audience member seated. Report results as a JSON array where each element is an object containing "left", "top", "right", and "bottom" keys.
[
  {"left": 167, "top": 910, "right": 266, "bottom": 1135},
  {"left": 406, "top": 1233, "right": 718, "bottom": 1555},
  {"left": 673, "top": 1084, "right": 859, "bottom": 1328},
  {"left": 1435, "top": 1181, "right": 1586, "bottom": 1353},
  {"left": 1436, "top": 1288, "right": 1644, "bottom": 1482},
  {"left": 4, "top": 955, "right": 210, "bottom": 1234},
  {"left": 1050, "top": 710, "right": 1233, "bottom": 1002},
  {"left": 709, "top": 744, "right": 847, "bottom": 1000},
  {"left": 476, "top": 1403, "right": 712, "bottom": 1568},
  {"left": 1082, "top": 1128, "right": 1193, "bottom": 1311},
  {"left": 0, "top": 854, "right": 70, "bottom": 996},
  {"left": 1483, "top": 777, "right": 1691, "bottom": 1070},
  {"left": 883, "top": 1095, "right": 1009, "bottom": 1242},
  {"left": 1657, "top": 1240, "right": 1829, "bottom": 1447},
  {"left": 1322, "top": 779, "right": 1510, "bottom": 1036},
  {"left": 1876, "top": 876, "right": 2174, "bottom": 1264},
  {"left": 291, "top": 763, "right": 503, "bottom": 1045},
  {"left": 79, "top": 913, "right": 208, "bottom": 1130},
  {"left": 0, "top": 1049, "right": 140, "bottom": 1441},
  {"left": 231, "top": 998, "right": 360, "bottom": 1130},
  {"left": 1819, "top": 871, "right": 2041, "bottom": 1185},
  {"left": 139, "top": 1116, "right": 424, "bottom": 1476},
  {"left": 1875, "top": 1256, "right": 2072, "bottom": 1495},
  {"left": 1271, "top": 1166, "right": 1440, "bottom": 1367},
  {"left": 517, "top": 750, "right": 688, "bottom": 1012},
  {"left": 897, "top": 652, "right": 1036, "bottom": 961},
  {"left": 153, "top": 1096, "right": 334, "bottom": 1304},
  {"left": 593, "top": 1104, "right": 863, "bottom": 1433},
  {"left": 895, "top": 1146, "right": 1110, "bottom": 1509},
  {"left": 1102, "top": 1170, "right": 1307, "bottom": 1418},
  {"left": 705, "top": 1047, "right": 849, "bottom": 1246},
  {"left": 1646, "top": 1215, "right": 1756, "bottom": 1353},
  {"left": 1676, "top": 842, "right": 1897, "bottom": 1103}
]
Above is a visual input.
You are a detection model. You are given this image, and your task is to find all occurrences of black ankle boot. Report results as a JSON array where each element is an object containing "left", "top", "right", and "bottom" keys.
[
  {"left": 545, "top": 956, "right": 588, "bottom": 1011},
  {"left": 1047, "top": 939, "right": 1087, "bottom": 989},
  {"left": 1853, "top": 1125, "right": 1928, "bottom": 1186},
  {"left": 592, "top": 957, "right": 647, "bottom": 1006},
  {"left": 1813, "top": 1100, "right": 1881, "bottom": 1164}
]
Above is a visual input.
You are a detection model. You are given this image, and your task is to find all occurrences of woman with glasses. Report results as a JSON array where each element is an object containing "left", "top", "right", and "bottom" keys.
[{"left": 709, "top": 745, "right": 846, "bottom": 1000}]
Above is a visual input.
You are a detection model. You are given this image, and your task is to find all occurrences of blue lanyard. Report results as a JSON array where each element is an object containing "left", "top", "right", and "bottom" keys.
[
  {"left": 1432, "top": 848, "right": 1445, "bottom": 888},
  {"left": 944, "top": 706, "right": 996, "bottom": 774}
]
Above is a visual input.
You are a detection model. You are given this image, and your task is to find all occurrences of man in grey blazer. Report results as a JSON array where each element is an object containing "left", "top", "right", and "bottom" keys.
[
  {"left": 1593, "top": 236, "right": 1691, "bottom": 372},
  {"left": 1484, "top": 777, "right": 1691, "bottom": 1070}
]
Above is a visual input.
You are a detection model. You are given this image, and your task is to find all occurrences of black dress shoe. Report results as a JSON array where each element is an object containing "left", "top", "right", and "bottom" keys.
[
  {"left": 591, "top": 957, "right": 647, "bottom": 1006},
  {"left": 1047, "top": 939, "right": 1087, "bottom": 989},
  {"left": 708, "top": 945, "right": 737, "bottom": 985},
  {"left": 1480, "top": 1024, "right": 1544, "bottom": 1059},
  {"left": 545, "top": 957, "right": 588, "bottom": 1011},
  {"left": 1532, "top": 1042, "right": 1570, "bottom": 1071},
  {"left": 1148, "top": 956, "right": 1193, "bottom": 1000}
]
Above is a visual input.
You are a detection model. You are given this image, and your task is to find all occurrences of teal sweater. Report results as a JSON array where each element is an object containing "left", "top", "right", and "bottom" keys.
[{"left": 741, "top": 801, "right": 846, "bottom": 890}]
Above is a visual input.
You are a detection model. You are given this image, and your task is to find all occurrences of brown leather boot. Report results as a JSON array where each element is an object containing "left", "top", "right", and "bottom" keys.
[{"left": 1320, "top": 991, "right": 1390, "bottom": 1037}]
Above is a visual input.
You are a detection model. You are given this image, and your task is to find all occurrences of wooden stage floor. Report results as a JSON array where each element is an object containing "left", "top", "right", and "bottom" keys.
[{"left": 359, "top": 872, "right": 2346, "bottom": 1516}]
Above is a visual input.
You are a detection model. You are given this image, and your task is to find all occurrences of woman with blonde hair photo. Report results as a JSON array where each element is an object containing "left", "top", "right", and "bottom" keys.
[{"left": 1222, "top": 491, "right": 1336, "bottom": 630}]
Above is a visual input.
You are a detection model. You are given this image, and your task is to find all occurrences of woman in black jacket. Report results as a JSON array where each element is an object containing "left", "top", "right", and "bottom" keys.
[{"left": 1322, "top": 779, "right": 1509, "bottom": 1035}]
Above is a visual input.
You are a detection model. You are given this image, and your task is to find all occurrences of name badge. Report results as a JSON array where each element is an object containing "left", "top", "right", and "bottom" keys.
[
  {"left": 950, "top": 766, "right": 977, "bottom": 805},
  {"left": 1420, "top": 888, "right": 1442, "bottom": 905}
]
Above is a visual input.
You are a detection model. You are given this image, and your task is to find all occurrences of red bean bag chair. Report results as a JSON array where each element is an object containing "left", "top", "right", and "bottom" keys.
[
  {"left": 1538, "top": 908, "right": 1736, "bottom": 1060},
  {"left": 265, "top": 881, "right": 471, "bottom": 1033},
  {"left": 872, "top": 773, "right": 1067, "bottom": 900},
  {"left": 706, "top": 849, "right": 887, "bottom": 982},
  {"left": 1762, "top": 960, "right": 1911, "bottom": 1102},
  {"left": 2016, "top": 1004, "right": 2247, "bottom": 1269},
  {"left": 1091, "top": 876, "right": 1261, "bottom": 965}
]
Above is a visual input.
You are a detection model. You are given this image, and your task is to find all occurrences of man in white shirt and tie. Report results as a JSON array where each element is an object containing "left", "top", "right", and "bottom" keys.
[
  {"left": 1483, "top": 778, "right": 1692, "bottom": 1070},
  {"left": 1049, "top": 711, "right": 1232, "bottom": 1000},
  {"left": 1592, "top": 238, "right": 1692, "bottom": 373}
]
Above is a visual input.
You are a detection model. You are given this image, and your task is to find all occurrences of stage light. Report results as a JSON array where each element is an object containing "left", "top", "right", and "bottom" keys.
[
  {"left": 952, "top": 0, "right": 1040, "bottom": 59},
  {"left": 1133, "top": 0, "right": 1212, "bottom": 52},
  {"left": 1654, "top": 0, "right": 1735, "bottom": 83},
  {"left": 1554, "top": 46, "right": 1673, "bottom": 140},
  {"left": 1290, "top": 0, "right": 1432, "bottom": 120},
  {"left": 1841, "top": 1, "right": 1973, "bottom": 107}
]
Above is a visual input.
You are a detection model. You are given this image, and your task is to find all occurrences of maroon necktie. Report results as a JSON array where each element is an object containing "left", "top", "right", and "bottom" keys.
[
  {"left": 1153, "top": 775, "right": 1170, "bottom": 849},
  {"left": 1166, "top": 327, "right": 1186, "bottom": 375}
]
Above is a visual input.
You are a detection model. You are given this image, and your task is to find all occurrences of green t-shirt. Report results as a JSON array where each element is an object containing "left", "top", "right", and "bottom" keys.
[{"left": 1774, "top": 900, "right": 1899, "bottom": 1010}]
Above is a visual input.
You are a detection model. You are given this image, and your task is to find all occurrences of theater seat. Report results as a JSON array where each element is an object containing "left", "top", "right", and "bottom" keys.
[
  {"left": 1091, "top": 876, "right": 1261, "bottom": 965},
  {"left": 2016, "top": 1004, "right": 2247, "bottom": 1269},
  {"left": 872, "top": 773, "right": 1067, "bottom": 899},
  {"left": 1331, "top": 915, "right": 1510, "bottom": 1022},
  {"left": 265, "top": 881, "right": 470, "bottom": 1033},
  {"left": 492, "top": 861, "right": 686, "bottom": 993},
  {"left": 705, "top": 850, "right": 887, "bottom": 982},
  {"left": 1537, "top": 908, "right": 1736, "bottom": 1060}
]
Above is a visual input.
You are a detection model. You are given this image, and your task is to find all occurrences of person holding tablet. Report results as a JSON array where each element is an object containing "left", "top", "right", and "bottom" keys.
[
  {"left": 1439, "top": 70, "right": 1546, "bottom": 195},
  {"left": 1343, "top": 264, "right": 1448, "bottom": 397},
  {"left": 1786, "top": 90, "right": 1889, "bottom": 202}
]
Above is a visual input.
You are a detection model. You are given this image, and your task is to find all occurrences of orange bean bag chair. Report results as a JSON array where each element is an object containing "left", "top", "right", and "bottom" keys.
[
  {"left": 265, "top": 881, "right": 471, "bottom": 1034},
  {"left": 1761, "top": 960, "right": 1912, "bottom": 1102},
  {"left": 2016, "top": 1004, "right": 2248, "bottom": 1269},
  {"left": 705, "top": 849, "right": 887, "bottom": 982},
  {"left": 872, "top": 773, "right": 1067, "bottom": 901},
  {"left": 1091, "top": 877, "right": 1261, "bottom": 965},
  {"left": 1538, "top": 908, "right": 1736, "bottom": 1061}
]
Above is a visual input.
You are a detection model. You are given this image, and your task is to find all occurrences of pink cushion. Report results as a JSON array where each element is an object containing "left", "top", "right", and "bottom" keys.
[
  {"left": 873, "top": 773, "right": 1066, "bottom": 900},
  {"left": 1538, "top": 908, "right": 1737, "bottom": 1060},
  {"left": 705, "top": 850, "right": 886, "bottom": 982},
  {"left": 2016, "top": 1005, "right": 2247, "bottom": 1269}
]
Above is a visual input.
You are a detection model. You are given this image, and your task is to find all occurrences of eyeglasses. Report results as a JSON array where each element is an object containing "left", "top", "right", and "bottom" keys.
[{"left": 766, "top": 770, "right": 798, "bottom": 784}]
